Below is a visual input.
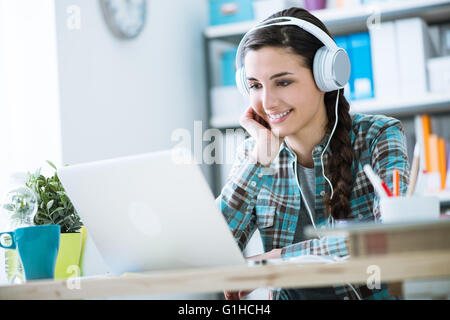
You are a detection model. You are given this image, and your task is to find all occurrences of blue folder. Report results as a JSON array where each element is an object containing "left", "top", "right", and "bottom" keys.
[{"left": 348, "top": 32, "right": 374, "bottom": 100}]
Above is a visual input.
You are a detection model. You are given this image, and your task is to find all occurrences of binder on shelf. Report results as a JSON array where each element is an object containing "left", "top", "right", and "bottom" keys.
[
  {"left": 369, "top": 21, "right": 399, "bottom": 100},
  {"left": 221, "top": 47, "right": 238, "bottom": 86},
  {"left": 445, "top": 142, "right": 450, "bottom": 190},
  {"left": 347, "top": 32, "right": 374, "bottom": 100},
  {"left": 395, "top": 17, "right": 436, "bottom": 96},
  {"left": 440, "top": 23, "right": 450, "bottom": 56},
  {"left": 429, "top": 134, "right": 440, "bottom": 174},
  {"left": 422, "top": 115, "right": 432, "bottom": 172},
  {"left": 414, "top": 115, "right": 425, "bottom": 171},
  {"left": 438, "top": 137, "right": 446, "bottom": 190},
  {"left": 427, "top": 56, "right": 450, "bottom": 94},
  {"left": 209, "top": 0, "right": 254, "bottom": 26}
]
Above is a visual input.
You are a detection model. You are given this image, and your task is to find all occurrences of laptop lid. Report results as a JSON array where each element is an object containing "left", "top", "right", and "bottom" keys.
[{"left": 57, "top": 149, "right": 246, "bottom": 275}]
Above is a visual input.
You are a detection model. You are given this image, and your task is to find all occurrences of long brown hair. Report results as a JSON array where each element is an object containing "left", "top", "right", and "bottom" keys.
[{"left": 241, "top": 7, "right": 353, "bottom": 219}]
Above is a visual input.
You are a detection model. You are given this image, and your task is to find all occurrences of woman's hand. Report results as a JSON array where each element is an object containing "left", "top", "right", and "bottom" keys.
[
  {"left": 239, "top": 106, "right": 283, "bottom": 167},
  {"left": 223, "top": 249, "right": 282, "bottom": 300}
]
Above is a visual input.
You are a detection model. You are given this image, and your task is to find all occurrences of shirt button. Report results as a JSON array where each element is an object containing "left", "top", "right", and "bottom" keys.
[
  {"left": 320, "top": 191, "right": 326, "bottom": 197},
  {"left": 314, "top": 146, "right": 324, "bottom": 153},
  {"left": 358, "top": 214, "right": 364, "bottom": 219},
  {"left": 250, "top": 181, "right": 257, "bottom": 187},
  {"left": 258, "top": 173, "right": 263, "bottom": 178}
]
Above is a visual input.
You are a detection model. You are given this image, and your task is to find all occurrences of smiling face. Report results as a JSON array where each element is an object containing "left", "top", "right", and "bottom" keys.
[{"left": 244, "top": 46, "right": 327, "bottom": 139}]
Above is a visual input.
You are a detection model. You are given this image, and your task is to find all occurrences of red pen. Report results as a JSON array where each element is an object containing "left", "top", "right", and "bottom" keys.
[{"left": 381, "top": 181, "right": 394, "bottom": 197}]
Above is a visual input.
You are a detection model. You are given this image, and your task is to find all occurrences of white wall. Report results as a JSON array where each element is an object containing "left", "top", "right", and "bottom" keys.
[
  {"left": 0, "top": 0, "right": 62, "bottom": 196},
  {"left": 55, "top": 0, "right": 209, "bottom": 164},
  {"left": 0, "top": 0, "right": 62, "bottom": 284},
  {"left": 52, "top": 0, "right": 214, "bottom": 299}
]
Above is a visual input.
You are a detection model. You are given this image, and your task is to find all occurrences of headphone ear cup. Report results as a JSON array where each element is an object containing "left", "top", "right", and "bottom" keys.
[
  {"left": 235, "top": 67, "right": 249, "bottom": 96},
  {"left": 313, "top": 46, "right": 351, "bottom": 92},
  {"left": 313, "top": 46, "right": 332, "bottom": 92}
]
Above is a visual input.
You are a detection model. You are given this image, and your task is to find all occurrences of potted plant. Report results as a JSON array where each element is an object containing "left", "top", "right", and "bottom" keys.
[{"left": 26, "top": 161, "right": 85, "bottom": 279}]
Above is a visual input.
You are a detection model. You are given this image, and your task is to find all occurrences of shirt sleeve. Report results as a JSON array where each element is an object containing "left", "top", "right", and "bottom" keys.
[
  {"left": 281, "top": 118, "right": 410, "bottom": 259},
  {"left": 370, "top": 119, "right": 410, "bottom": 221},
  {"left": 281, "top": 236, "right": 349, "bottom": 258},
  {"left": 215, "top": 138, "right": 269, "bottom": 252}
]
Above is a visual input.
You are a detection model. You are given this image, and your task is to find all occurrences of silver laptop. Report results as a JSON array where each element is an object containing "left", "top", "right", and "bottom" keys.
[{"left": 57, "top": 149, "right": 246, "bottom": 275}]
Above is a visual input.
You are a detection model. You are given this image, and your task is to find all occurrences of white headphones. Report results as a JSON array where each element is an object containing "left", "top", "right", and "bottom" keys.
[{"left": 235, "top": 16, "right": 351, "bottom": 95}]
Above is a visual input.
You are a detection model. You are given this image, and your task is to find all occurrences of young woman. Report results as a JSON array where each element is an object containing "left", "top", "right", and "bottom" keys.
[{"left": 216, "top": 7, "right": 410, "bottom": 300}]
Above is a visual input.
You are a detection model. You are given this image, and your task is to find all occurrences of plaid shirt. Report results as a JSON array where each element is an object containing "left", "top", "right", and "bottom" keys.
[{"left": 216, "top": 113, "right": 410, "bottom": 300}]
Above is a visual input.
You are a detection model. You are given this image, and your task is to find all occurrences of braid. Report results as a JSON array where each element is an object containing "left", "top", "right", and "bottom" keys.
[{"left": 323, "top": 90, "right": 353, "bottom": 220}]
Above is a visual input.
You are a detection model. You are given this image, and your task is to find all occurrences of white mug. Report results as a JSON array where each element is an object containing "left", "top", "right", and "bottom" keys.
[{"left": 379, "top": 196, "right": 440, "bottom": 223}]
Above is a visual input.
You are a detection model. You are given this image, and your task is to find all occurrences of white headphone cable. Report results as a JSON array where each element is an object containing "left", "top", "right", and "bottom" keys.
[{"left": 320, "top": 89, "right": 340, "bottom": 201}]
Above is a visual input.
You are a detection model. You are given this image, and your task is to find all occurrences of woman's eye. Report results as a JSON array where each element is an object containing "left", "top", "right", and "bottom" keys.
[
  {"left": 277, "top": 80, "right": 291, "bottom": 87},
  {"left": 248, "top": 83, "right": 261, "bottom": 90}
]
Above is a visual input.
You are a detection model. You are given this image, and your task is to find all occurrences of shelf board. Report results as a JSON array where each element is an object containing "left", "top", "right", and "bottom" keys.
[
  {"left": 205, "top": 0, "right": 450, "bottom": 39},
  {"left": 350, "top": 92, "right": 450, "bottom": 116}
]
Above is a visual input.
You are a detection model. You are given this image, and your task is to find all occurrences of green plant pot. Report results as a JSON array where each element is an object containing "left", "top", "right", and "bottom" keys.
[{"left": 54, "top": 232, "right": 82, "bottom": 279}]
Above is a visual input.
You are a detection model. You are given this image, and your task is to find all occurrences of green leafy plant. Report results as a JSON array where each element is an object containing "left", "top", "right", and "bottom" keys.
[{"left": 26, "top": 161, "right": 83, "bottom": 233}]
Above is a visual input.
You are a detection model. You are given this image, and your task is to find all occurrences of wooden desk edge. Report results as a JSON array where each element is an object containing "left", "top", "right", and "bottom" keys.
[{"left": 1, "top": 250, "right": 449, "bottom": 300}]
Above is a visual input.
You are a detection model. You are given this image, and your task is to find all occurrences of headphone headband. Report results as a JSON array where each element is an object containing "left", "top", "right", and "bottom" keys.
[
  {"left": 235, "top": 17, "right": 338, "bottom": 70},
  {"left": 234, "top": 16, "right": 351, "bottom": 94}
]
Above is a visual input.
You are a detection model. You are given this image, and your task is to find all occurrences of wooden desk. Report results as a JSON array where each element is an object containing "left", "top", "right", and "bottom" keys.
[{"left": 0, "top": 249, "right": 449, "bottom": 299}]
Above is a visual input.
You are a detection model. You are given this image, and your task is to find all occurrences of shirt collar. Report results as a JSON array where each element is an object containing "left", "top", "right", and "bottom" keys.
[{"left": 278, "top": 130, "right": 332, "bottom": 160}]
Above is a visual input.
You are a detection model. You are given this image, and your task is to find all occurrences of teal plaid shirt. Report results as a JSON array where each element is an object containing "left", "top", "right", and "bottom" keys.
[{"left": 216, "top": 113, "right": 410, "bottom": 300}]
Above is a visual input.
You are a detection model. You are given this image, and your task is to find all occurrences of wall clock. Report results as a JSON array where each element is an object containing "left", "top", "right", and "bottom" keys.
[{"left": 100, "top": 0, "right": 147, "bottom": 39}]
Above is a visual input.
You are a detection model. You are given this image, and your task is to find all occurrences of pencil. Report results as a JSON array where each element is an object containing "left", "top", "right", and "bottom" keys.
[
  {"left": 407, "top": 142, "right": 420, "bottom": 196},
  {"left": 393, "top": 169, "right": 400, "bottom": 197}
]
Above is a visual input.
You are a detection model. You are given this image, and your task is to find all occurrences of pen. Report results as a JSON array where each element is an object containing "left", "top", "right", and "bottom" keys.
[
  {"left": 363, "top": 164, "right": 389, "bottom": 198},
  {"left": 381, "top": 181, "right": 394, "bottom": 197},
  {"left": 393, "top": 169, "right": 400, "bottom": 197}
]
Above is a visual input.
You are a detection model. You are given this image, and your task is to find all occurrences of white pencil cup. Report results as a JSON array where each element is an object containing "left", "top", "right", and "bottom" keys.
[{"left": 379, "top": 196, "right": 440, "bottom": 223}]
